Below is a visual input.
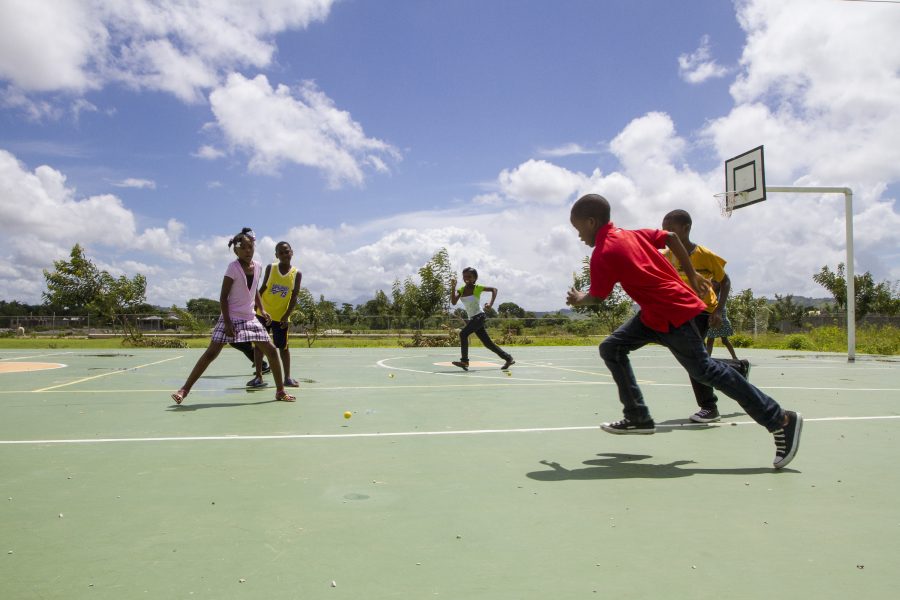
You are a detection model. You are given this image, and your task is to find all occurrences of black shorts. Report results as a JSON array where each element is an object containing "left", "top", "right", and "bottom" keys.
[{"left": 256, "top": 315, "right": 290, "bottom": 349}]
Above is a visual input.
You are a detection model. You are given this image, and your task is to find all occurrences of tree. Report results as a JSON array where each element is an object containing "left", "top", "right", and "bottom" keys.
[
  {"left": 727, "top": 288, "right": 769, "bottom": 333},
  {"left": 813, "top": 263, "right": 900, "bottom": 320},
  {"left": 771, "top": 294, "right": 804, "bottom": 330},
  {"left": 388, "top": 248, "right": 454, "bottom": 327},
  {"left": 570, "top": 257, "right": 633, "bottom": 333},
  {"left": 186, "top": 298, "right": 220, "bottom": 316},
  {"left": 42, "top": 244, "right": 147, "bottom": 335},
  {"left": 498, "top": 302, "right": 526, "bottom": 318},
  {"left": 42, "top": 245, "right": 102, "bottom": 312},
  {"left": 358, "top": 290, "right": 393, "bottom": 330}
]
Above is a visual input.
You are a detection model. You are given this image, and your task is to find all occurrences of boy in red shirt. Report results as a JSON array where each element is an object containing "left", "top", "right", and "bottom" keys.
[{"left": 566, "top": 194, "right": 801, "bottom": 468}]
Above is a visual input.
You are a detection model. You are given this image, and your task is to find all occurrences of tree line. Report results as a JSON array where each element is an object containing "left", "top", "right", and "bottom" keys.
[{"left": 1, "top": 245, "right": 898, "bottom": 336}]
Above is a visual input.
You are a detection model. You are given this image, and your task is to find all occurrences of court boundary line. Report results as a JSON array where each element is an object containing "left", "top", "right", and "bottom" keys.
[
  {"left": 32, "top": 355, "right": 184, "bottom": 392},
  {"left": 1, "top": 415, "right": 898, "bottom": 445}
]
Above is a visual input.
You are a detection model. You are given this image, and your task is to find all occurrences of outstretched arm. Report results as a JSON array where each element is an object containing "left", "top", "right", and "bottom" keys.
[{"left": 664, "top": 232, "right": 710, "bottom": 298}]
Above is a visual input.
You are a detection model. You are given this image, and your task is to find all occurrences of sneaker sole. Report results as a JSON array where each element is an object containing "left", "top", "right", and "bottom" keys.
[
  {"left": 774, "top": 412, "right": 803, "bottom": 469},
  {"left": 601, "top": 425, "right": 656, "bottom": 435},
  {"left": 690, "top": 415, "right": 721, "bottom": 423}
]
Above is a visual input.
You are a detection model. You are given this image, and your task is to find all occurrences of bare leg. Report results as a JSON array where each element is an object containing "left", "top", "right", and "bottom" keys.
[
  {"left": 173, "top": 342, "right": 224, "bottom": 403},
  {"left": 252, "top": 345, "right": 263, "bottom": 379},
  {"left": 722, "top": 337, "right": 739, "bottom": 360},
  {"left": 280, "top": 347, "right": 291, "bottom": 380},
  {"left": 705, "top": 336, "right": 715, "bottom": 355},
  {"left": 255, "top": 341, "right": 294, "bottom": 401}
]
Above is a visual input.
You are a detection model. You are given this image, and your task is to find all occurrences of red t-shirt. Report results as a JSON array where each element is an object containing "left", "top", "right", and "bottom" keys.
[{"left": 589, "top": 222, "right": 706, "bottom": 332}]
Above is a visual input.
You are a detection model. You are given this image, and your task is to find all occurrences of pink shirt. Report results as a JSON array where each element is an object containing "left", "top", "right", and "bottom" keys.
[
  {"left": 223, "top": 259, "right": 261, "bottom": 321},
  {"left": 589, "top": 222, "right": 706, "bottom": 332}
]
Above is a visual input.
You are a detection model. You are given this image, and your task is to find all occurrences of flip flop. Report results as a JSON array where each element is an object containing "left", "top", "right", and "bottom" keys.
[{"left": 276, "top": 390, "right": 296, "bottom": 402}]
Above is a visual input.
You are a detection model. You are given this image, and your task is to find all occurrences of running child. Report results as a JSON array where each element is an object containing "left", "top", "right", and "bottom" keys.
[
  {"left": 251, "top": 241, "right": 302, "bottom": 388},
  {"left": 449, "top": 267, "right": 515, "bottom": 371},
  {"left": 171, "top": 228, "right": 295, "bottom": 405},
  {"left": 661, "top": 209, "right": 750, "bottom": 423},
  {"left": 566, "top": 194, "right": 801, "bottom": 468}
]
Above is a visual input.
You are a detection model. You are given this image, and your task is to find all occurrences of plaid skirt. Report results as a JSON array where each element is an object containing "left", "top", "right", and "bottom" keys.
[
  {"left": 211, "top": 316, "right": 271, "bottom": 344},
  {"left": 706, "top": 307, "right": 735, "bottom": 339}
]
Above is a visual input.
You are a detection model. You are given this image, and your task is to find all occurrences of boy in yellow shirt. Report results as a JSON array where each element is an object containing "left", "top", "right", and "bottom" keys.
[
  {"left": 661, "top": 209, "right": 750, "bottom": 423},
  {"left": 251, "top": 241, "right": 302, "bottom": 388}
]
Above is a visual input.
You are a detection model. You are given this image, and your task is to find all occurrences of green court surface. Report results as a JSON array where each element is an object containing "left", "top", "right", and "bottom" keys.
[{"left": 1, "top": 346, "right": 899, "bottom": 599}]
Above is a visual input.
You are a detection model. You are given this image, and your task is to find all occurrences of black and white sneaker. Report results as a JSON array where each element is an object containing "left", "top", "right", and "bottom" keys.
[
  {"left": 773, "top": 411, "right": 803, "bottom": 469},
  {"left": 690, "top": 407, "right": 721, "bottom": 423},
  {"left": 739, "top": 359, "right": 751, "bottom": 380},
  {"left": 601, "top": 418, "right": 656, "bottom": 435},
  {"left": 501, "top": 358, "right": 515, "bottom": 371}
]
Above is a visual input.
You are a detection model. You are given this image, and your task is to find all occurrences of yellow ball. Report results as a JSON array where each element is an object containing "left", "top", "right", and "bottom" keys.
[
  {"left": 388, "top": 373, "right": 394, "bottom": 378},
  {"left": 506, "top": 371, "right": 512, "bottom": 376},
  {"left": 343, "top": 411, "right": 352, "bottom": 419}
]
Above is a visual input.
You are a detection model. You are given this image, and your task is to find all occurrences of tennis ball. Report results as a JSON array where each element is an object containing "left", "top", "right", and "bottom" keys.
[
  {"left": 343, "top": 411, "right": 352, "bottom": 419},
  {"left": 505, "top": 371, "right": 512, "bottom": 376},
  {"left": 388, "top": 373, "right": 395, "bottom": 378}
]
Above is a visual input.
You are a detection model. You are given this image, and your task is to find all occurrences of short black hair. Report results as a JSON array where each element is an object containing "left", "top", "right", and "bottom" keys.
[
  {"left": 275, "top": 241, "right": 292, "bottom": 251},
  {"left": 663, "top": 209, "right": 692, "bottom": 226},
  {"left": 570, "top": 194, "right": 611, "bottom": 223},
  {"left": 462, "top": 267, "right": 478, "bottom": 281}
]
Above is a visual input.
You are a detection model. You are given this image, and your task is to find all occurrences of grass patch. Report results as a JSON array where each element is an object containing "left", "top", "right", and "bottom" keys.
[{"left": 1, "top": 326, "right": 896, "bottom": 355}]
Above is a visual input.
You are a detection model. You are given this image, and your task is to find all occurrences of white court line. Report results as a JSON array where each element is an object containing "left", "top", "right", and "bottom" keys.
[
  {"left": 2, "top": 415, "right": 898, "bottom": 445},
  {"left": 0, "top": 351, "right": 74, "bottom": 361},
  {"left": 32, "top": 355, "right": 184, "bottom": 392}
]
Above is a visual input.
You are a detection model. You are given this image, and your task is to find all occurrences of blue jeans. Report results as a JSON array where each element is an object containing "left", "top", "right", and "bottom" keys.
[
  {"left": 599, "top": 313, "right": 783, "bottom": 432},
  {"left": 689, "top": 313, "right": 747, "bottom": 410}
]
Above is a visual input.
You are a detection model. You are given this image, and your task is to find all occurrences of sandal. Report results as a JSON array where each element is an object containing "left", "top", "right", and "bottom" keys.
[
  {"left": 276, "top": 390, "right": 296, "bottom": 402},
  {"left": 246, "top": 376, "right": 268, "bottom": 388},
  {"left": 284, "top": 377, "right": 300, "bottom": 387},
  {"left": 171, "top": 389, "right": 187, "bottom": 405}
]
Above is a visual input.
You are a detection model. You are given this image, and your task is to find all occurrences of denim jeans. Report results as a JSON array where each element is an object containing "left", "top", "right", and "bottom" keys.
[
  {"left": 599, "top": 313, "right": 783, "bottom": 432},
  {"left": 459, "top": 313, "right": 512, "bottom": 362},
  {"left": 690, "top": 313, "right": 747, "bottom": 410}
]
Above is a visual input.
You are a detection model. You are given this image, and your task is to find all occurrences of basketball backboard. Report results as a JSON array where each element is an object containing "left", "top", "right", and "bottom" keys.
[{"left": 723, "top": 145, "right": 766, "bottom": 209}]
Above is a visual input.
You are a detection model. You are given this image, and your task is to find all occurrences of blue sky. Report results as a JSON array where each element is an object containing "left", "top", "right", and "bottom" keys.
[{"left": 1, "top": 0, "right": 898, "bottom": 311}]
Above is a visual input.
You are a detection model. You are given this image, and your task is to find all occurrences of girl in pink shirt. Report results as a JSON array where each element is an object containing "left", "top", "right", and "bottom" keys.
[{"left": 171, "top": 228, "right": 296, "bottom": 405}]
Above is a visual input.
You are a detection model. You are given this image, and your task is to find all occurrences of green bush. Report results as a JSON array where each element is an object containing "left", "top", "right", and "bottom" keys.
[
  {"left": 784, "top": 335, "right": 813, "bottom": 350},
  {"left": 730, "top": 334, "right": 754, "bottom": 348}
]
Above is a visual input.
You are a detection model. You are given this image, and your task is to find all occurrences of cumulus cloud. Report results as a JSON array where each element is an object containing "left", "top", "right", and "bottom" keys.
[
  {"left": 0, "top": 0, "right": 335, "bottom": 102},
  {"left": 678, "top": 35, "right": 729, "bottom": 84},
  {"left": 208, "top": 74, "right": 400, "bottom": 187},
  {"left": 0, "top": 149, "right": 194, "bottom": 301}
]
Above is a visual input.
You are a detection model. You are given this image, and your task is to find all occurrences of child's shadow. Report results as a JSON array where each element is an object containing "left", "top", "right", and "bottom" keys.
[
  {"left": 527, "top": 453, "right": 794, "bottom": 481},
  {"left": 167, "top": 399, "right": 278, "bottom": 411}
]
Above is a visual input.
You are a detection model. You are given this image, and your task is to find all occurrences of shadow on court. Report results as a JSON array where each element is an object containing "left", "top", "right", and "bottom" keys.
[{"left": 528, "top": 453, "right": 798, "bottom": 481}]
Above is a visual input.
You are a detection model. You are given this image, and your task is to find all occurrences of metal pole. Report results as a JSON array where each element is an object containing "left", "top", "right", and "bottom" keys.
[{"left": 765, "top": 186, "right": 855, "bottom": 362}]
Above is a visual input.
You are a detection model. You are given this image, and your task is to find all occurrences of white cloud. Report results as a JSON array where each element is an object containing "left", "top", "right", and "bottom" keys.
[
  {"left": 208, "top": 73, "right": 400, "bottom": 187},
  {"left": 194, "top": 145, "right": 226, "bottom": 160},
  {"left": 0, "top": 0, "right": 336, "bottom": 102},
  {"left": 496, "top": 159, "right": 588, "bottom": 205},
  {"left": 678, "top": 35, "right": 729, "bottom": 84},
  {"left": 111, "top": 177, "right": 156, "bottom": 189},
  {"left": 537, "top": 143, "right": 600, "bottom": 158}
]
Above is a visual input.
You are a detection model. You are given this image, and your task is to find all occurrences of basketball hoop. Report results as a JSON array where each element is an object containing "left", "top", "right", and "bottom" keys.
[{"left": 713, "top": 191, "right": 747, "bottom": 218}]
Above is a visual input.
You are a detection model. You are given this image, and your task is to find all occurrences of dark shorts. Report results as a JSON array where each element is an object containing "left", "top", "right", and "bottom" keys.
[{"left": 257, "top": 315, "right": 289, "bottom": 349}]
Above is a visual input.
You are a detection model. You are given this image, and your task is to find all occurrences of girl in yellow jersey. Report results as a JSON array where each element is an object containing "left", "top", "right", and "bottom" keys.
[{"left": 253, "top": 241, "right": 303, "bottom": 388}]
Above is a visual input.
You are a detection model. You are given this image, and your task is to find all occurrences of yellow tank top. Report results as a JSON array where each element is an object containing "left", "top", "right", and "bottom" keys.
[{"left": 259, "top": 263, "right": 298, "bottom": 320}]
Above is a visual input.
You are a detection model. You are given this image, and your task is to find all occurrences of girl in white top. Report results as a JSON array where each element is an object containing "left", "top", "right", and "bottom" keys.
[
  {"left": 449, "top": 267, "right": 514, "bottom": 371},
  {"left": 171, "top": 228, "right": 296, "bottom": 405}
]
